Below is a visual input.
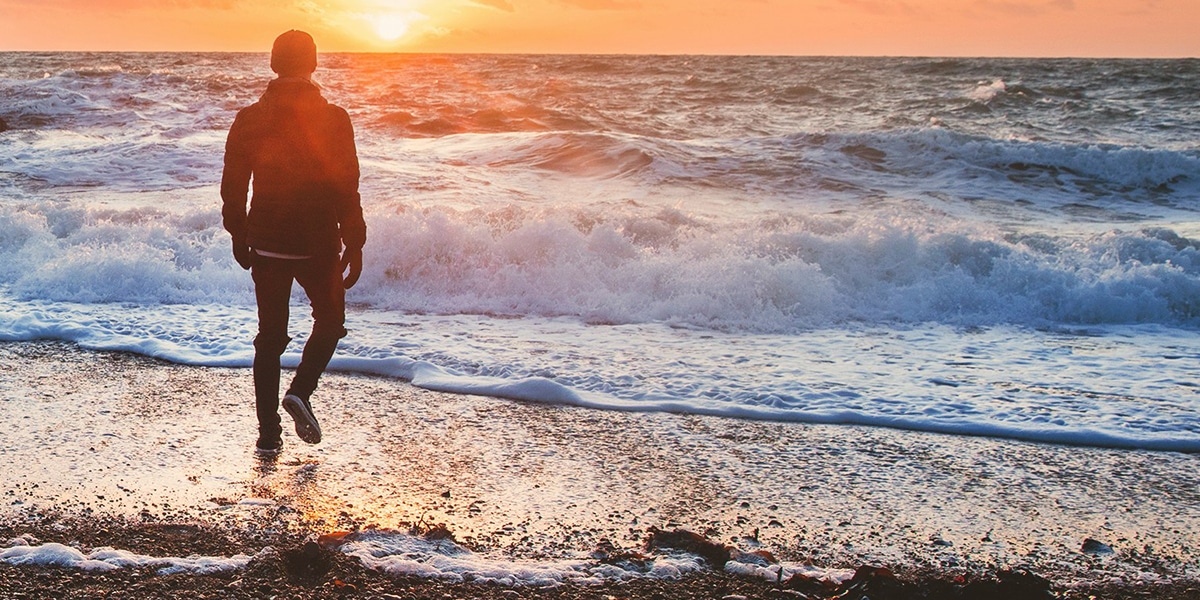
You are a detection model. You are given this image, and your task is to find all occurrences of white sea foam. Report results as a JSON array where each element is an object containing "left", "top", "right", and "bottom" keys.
[
  {"left": 0, "top": 533, "right": 855, "bottom": 587},
  {"left": 3, "top": 290, "right": 1197, "bottom": 452},
  {"left": 341, "top": 532, "right": 696, "bottom": 585},
  {"left": 338, "top": 530, "right": 860, "bottom": 587},
  {"left": 5, "top": 197, "right": 1200, "bottom": 330},
  {"left": 0, "top": 541, "right": 261, "bottom": 575},
  {"left": 969, "top": 78, "right": 1008, "bottom": 103}
]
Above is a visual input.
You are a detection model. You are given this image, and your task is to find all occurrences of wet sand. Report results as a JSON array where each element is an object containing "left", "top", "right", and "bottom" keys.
[{"left": 1, "top": 340, "right": 1199, "bottom": 597}]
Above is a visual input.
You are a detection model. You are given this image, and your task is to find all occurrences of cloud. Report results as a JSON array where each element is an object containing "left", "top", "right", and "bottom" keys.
[
  {"left": 554, "top": 0, "right": 642, "bottom": 10},
  {"left": 1120, "top": 0, "right": 1163, "bottom": 15},
  {"left": 295, "top": 0, "right": 328, "bottom": 18},
  {"left": 2, "top": 0, "right": 239, "bottom": 7},
  {"left": 975, "top": 0, "right": 1076, "bottom": 15},
  {"left": 469, "top": 0, "right": 515, "bottom": 10},
  {"left": 837, "top": 0, "right": 920, "bottom": 17}
]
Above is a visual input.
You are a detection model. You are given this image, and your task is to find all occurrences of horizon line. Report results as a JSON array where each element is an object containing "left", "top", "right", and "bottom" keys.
[{"left": 0, "top": 49, "right": 1197, "bottom": 61}]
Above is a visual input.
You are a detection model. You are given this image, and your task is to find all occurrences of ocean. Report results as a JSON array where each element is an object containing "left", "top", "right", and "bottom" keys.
[{"left": 1, "top": 52, "right": 1199, "bottom": 453}]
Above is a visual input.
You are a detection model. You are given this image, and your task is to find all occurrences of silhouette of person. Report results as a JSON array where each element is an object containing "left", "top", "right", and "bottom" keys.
[{"left": 221, "top": 30, "right": 366, "bottom": 455}]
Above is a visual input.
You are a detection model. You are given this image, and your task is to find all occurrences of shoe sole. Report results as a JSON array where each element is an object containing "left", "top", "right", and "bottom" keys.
[
  {"left": 282, "top": 395, "right": 322, "bottom": 444},
  {"left": 255, "top": 445, "right": 282, "bottom": 457}
]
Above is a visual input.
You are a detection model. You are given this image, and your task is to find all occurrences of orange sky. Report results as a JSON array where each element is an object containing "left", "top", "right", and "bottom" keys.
[{"left": 0, "top": 0, "right": 1196, "bottom": 57}]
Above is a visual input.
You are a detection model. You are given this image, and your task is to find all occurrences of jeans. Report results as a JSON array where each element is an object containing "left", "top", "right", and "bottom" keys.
[{"left": 251, "top": 252, "right": 346, "bottom": 438}]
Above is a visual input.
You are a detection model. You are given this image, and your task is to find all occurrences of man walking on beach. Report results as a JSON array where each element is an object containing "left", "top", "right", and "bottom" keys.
[{"left": 221, "top": 30, "right": 366, "bottom": 455}]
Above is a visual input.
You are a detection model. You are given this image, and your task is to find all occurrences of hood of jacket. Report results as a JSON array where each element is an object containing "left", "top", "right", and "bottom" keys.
[{"left": 259, "top": 77, "right": 328, "bottom": 116}]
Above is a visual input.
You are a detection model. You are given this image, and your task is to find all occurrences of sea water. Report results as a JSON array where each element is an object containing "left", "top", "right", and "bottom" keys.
[{"left": 1, "top": 53, "right": 1199, "bottom": 452}]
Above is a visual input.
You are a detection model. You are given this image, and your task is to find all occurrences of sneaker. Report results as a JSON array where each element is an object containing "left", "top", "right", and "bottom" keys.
[
  {"left": 282, "top": 394, "right": 322, "bottom": 444},
  {"left": 255, "top": 436, "right": 283, "bottom": 456}
]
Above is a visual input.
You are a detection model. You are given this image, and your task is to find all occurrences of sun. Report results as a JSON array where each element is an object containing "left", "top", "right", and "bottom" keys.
[{"left": 371, "top": 12, "right": 417, "bottom": 42}]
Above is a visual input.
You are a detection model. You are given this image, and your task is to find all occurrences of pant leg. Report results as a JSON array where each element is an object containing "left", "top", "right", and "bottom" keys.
[
  {"left": 251, "top": 255, "right": 295, "bottom": 438},
  {"left": 287, "top": 254, "right": 347, "bottom": 401}
]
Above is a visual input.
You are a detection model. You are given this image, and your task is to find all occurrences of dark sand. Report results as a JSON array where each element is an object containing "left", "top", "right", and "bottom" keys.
[{"left": 1, "top": 341, "right": 1198, "bottom": 598}]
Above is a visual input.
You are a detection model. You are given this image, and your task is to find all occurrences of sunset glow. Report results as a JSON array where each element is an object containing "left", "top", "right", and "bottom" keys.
[
  {"left": 0, "top": 0, "right": 1196, "bottom": 57},
  {"left": 370, "top": 11, "right": 422, "bottom": 43}
]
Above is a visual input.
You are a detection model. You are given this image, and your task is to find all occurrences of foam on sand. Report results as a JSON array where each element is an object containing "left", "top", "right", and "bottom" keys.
[
  {"left": 0, "top": 538, "right": 261, "bottom": 575},
  {"left": 0, "top": 530, "right": 854, "bottom": 587}
]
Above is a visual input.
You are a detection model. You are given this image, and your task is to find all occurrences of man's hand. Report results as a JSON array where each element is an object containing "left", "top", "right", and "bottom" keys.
[
  {"left": 232, "top": 238, "right": 252, "bottom": 270},
  {"left": 341, "top": 247, "right": 363, "bottom": 289}
]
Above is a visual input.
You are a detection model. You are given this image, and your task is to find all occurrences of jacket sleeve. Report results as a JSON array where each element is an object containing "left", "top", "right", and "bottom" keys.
[
  {"left": 220, "top": 110, "right": 253, "bottom": 243},
  {"left": 332, "top": 106, "right": 366, "bottom": 251}
]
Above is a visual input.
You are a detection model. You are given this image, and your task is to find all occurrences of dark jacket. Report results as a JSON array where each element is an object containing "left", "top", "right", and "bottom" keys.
[{"left": 221, "top": 78, "right": 366, "bottom": 257}]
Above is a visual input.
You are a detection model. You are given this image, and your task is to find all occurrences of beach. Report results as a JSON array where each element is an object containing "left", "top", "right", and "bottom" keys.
[{"left": 2, "top": 340, "right": 1198, "bottom": 598}]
